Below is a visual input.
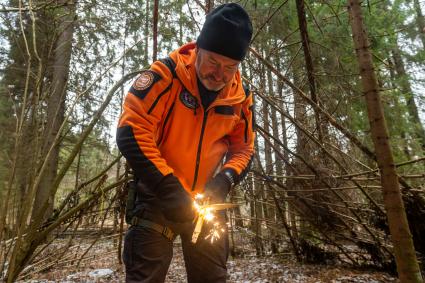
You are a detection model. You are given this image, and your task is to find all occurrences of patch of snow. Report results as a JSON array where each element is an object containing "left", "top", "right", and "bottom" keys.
[
  {"left": 87, "top": 268, "right": 114, "bottom": 278},
  {"left": 66, "top": 272, "right": 84, "bottom": 280}
]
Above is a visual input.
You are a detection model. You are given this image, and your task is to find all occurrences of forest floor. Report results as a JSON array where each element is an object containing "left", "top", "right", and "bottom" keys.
[{"left": 15, "top": 236, "right": 399, "bottom": 283}]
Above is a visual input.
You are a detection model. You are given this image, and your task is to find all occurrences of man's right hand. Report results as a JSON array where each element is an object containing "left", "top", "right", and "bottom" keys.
[{"left": 155, "top": 174, "right": 195, "bottom": 223}]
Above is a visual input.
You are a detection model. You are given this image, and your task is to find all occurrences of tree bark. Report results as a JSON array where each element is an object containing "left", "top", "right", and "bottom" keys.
[
  {"left": 266, "top": 68, "right": 279, "bottom": 253},
  {"left": 275, "top": 57, "right": 295, "bottom": 234},
  {"left": 295, "top": 0, "right": 323, "bottom": 141},
  {"left": 152, "top": 0, "right": 159, "bottom": 61},
  {"left": 32, "top": 1, "right": 76, "bottom": 222},
  {"left": 252, "top": 136, "right": 264, "bottom": 256},
  {"left": 144, "top": 0, "right": 150, "bottom": 64},
  {"left": 347, "top": 0, "right": 423, "bottom": 281},
  {"left": 205, "top": 0, "right": 214, "bottom": 13}
]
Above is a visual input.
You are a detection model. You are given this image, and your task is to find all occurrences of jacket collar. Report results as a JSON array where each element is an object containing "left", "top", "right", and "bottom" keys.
[{"left": 169, "top": 42, "right": 246, "bottom": 110}]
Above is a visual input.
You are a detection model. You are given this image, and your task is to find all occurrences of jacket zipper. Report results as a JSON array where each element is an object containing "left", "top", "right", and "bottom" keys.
[{"left": 191, "top": 109, "right": 208, "bottom": 191}]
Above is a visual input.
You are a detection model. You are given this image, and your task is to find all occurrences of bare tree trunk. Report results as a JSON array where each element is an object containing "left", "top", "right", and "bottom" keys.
[
  {"left": 295, "top": 0, "right": 323, "bottom": 141},
  {"left": 294, "top": 82, "right": 308, "bottom": 166},
  {"left": 271, "top": 101, "right": 284, "bottom": 184},
  {"left": 115, "top": 20, "right": 128, "bottom": 250},
  {"left": 265, "top": 68, "right": 279, "bottom": 253},
  {"left": 205, "top": 0, "right": 214, "bottom": 13},
  {"left": 348, "top": 0, "right": 423, "bottom": 281},
  {"left": 15, "top": 117, "right": 37, "bottom": 225},
  {"left": 271, "top": 98, "right": 286, "bottom": 231},
  {"left": 275, "top": 57, "right": 297, "bottom": 237},
  {"left": 74, "top": 147, "right": 83, "bottom": 189},
  {"left": 231, "top": 187, "right": 244, "bottom": 228},
  {"left": 290, "top": 48, "right": 311, "bottom": 237},
  {"left": 261, "top": 99, "right": 274, "bottom": 252},
  {"left": 144, "top": 0, "right": 150, "bottom": 64},
  {"left": 153, "top": 0, "right": 159, "bottom": 61},
  {"left": 252, "top": 137, "right": 264, "bottom": 256},
  {"left": 178, "top": 9, "right": 183, "bottom": 46},
  {"left": 32, "top": 1, "right": 76, "bottom": 222}
]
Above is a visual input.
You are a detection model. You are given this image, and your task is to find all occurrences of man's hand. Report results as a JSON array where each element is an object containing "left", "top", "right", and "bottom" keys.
[
  {"left": 204, "top": 170, "right": 234, "bottom": 203},
  {"left": 155, "top": 174, "right": 195, "bottom": 222}
]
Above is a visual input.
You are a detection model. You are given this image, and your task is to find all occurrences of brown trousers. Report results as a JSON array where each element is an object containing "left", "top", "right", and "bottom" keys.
[{"left": 123, "top": 183, "right": 229, "bottom": 283}]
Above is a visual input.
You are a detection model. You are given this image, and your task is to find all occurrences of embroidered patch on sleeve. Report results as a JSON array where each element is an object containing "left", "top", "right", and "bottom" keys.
[
  {"left": 134, "top": 72, "right": 154, "bottom": 90},
  {"left": 129, "top": 70, "right": 161, "bottom": 99}
]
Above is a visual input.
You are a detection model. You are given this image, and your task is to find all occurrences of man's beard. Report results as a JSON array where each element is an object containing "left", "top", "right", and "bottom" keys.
[{"left": 199, "top": 73, "right": 226, "bottom": 91}]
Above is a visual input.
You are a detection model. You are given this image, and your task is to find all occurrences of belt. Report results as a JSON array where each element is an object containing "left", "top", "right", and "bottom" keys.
[{"left": 131, "top": 217, "right": 175, "bottom": 241}]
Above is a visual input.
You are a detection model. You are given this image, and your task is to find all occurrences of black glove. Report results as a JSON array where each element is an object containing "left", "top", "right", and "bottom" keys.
[
  {"left": 155, "top": 174, "right": 195, "bottom": 222},
  {"left": 204, "top": 171, "right": 234, "bottom": 203}
]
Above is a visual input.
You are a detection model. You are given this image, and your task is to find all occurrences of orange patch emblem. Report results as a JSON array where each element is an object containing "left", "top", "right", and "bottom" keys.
[{"left": 134, "top": 72, "right": 154, "bottom": 90}]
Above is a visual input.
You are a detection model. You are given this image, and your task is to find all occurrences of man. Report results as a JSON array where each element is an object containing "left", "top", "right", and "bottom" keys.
[{"left": 116, "top": 3, "right": 254, "bottom": 282}]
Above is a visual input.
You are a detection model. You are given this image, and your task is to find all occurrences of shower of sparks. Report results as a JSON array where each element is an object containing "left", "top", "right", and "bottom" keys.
[
  {"left": 192, "top": 193, "right": 221, "bottom": 244},
  {"left": 205, "top": 222, "right": 226, "bottom": 243},
  {"left": 192, "top": 193, "right": 238, "bottom": 244},
  {"left": 192, "top": 193, "right": 214, "bottom": 243}
]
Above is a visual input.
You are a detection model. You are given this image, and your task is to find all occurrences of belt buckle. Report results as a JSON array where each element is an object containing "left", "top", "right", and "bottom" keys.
[{"left": 162, "top": 226, "right": 174, "bottom": 240}]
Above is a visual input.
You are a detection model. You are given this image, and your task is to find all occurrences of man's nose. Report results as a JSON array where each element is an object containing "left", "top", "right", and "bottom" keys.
[{"left": 212, "top": 67, "right": 223, "bottom": 81}]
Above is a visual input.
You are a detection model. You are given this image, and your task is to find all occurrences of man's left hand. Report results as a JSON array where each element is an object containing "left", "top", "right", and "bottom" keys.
[{"left": 204, "top": 171, "right": 234, "bottom": 203}]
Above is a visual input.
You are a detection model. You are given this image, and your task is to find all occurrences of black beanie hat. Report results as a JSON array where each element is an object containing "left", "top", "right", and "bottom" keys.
[{"left": 197, "top": 3, "right": 253, "bottom": 61}]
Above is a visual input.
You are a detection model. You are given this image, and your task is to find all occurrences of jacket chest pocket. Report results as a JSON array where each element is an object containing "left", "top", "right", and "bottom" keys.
[{"left": 208, "top": 106, "right": 239, "bottom": 136}]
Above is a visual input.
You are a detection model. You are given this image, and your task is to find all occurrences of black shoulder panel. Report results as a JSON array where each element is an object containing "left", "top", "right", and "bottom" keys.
[{"left": 159, "top": 57, "right": 177, "bottom": 78}]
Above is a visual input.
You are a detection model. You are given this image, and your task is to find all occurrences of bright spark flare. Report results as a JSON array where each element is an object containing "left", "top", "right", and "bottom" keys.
[
  {"left": 193, "top": 194, "right": 216, "bottom": 222},
  {"left": 192, "top": 193, "right": 223, "bottom": 244}
]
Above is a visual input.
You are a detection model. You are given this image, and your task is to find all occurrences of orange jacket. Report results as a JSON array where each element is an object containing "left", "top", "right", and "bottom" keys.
[{"left": 117, "top": 42, "right": 254, "bottom": 196}]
